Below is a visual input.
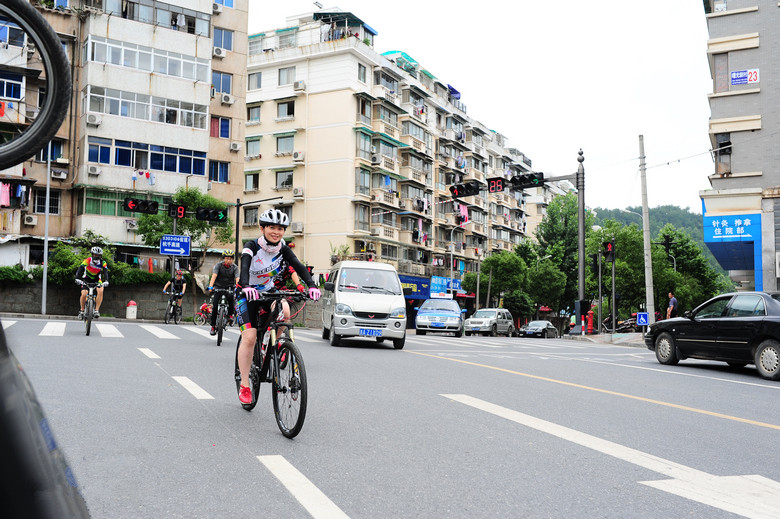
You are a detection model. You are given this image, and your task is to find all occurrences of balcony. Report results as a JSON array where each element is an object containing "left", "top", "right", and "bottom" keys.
[
  {"left": 399, "top": 197, "right": 432, "bottom": 216},
  {"left": 372, "top": 120, "right": 399, "bottom": 139},
  {"left": 401, "top": 134, "right": 426, "bottom": 153},
  {"left": 371, "top": 224, "right": 397, "bottom": 241},
  {"left": 399, "top": 164, "right": 427, "bottom": 186},
  {"left": 372, "top": 85, "right": 399, "bottom": 106},
  {"left": 371, "top": 188, "right": 400, "bottom": 208}
]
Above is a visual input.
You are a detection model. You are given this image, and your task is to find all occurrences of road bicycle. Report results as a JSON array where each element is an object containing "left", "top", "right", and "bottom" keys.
[
  {"left": 234, "top": 289, "right": 308, "bottom": 438},
  {"left": 80, "top": 282, "right": 101, "bottom": 336},
  {"left": 192, "top": 301, "right": 212, "bottom": 326},
  {"left": 211, "top": 288, "right": 233, "bottom": 346},
  {"left": 0, "top": 0, "right": 72, "bottom": 171},
  {"left": 163, "top": 291, "right": 183, "bottom": 325}
]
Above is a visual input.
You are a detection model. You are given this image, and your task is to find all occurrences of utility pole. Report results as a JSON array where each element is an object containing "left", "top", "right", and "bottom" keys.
[{"left": 639, "top": 135, "right": 655, "bottom": 325}]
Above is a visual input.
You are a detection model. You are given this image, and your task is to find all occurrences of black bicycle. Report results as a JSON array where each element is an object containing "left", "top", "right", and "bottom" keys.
[
  {"left": 163, "top": 291, "right": 183, "bottom": 325},
  {"left": 211, "top": 288, "right": 233, "bottom": 346},
  {"left": 81, "top": 282, "right": 101, "bottom": 336},
  {"left": 0, "top": 0, "right": 72, "bottom": 171},
  {"left": 234, "top": 289, "right": 308, "bottom": 438}
]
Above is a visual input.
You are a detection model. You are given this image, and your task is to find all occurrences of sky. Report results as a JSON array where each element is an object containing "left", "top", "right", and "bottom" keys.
[{"left": 247, "top": 1, "right": 714, "bottom": 213}]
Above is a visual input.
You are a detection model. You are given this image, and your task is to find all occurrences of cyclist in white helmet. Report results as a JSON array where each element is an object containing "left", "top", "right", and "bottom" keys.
[
  {"left": 75, "top": 246, "right": 109, "bottom": 319},
  {"left": 234, "top": 208, "right": 321, "bottom": 405}
]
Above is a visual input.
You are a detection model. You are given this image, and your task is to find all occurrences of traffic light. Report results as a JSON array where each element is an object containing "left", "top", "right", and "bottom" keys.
[
  {"left": 509, "top": 172, "right": 545, "bottom": 189},
  {"left": 449, "top": 180, "right": 481, "bottom": 198},
  {"left": 195, "top": 207, "right": 228, "bottom": 222},
  {"left": 123, "top": 198, "right": 159, "bottom": 214},
  {"left": 602, "top": 240, "right": 615, "bottom": 262},
  {"left": 661, "top": 235, "right": 673, "bottom": 256},
  {"left": 486, "top": 177, "right": 505, "bottom": 193},
  {"left": 168, "top": 203, "right": 187, "bottom": 219}
]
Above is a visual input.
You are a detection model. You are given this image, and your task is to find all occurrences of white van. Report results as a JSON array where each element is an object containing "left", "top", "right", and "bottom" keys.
[{"left": 321, "top": 261, "right": 409, "bottom": 349}]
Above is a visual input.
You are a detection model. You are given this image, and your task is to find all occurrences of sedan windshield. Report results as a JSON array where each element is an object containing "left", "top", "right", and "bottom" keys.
[
  {"left": 527, "top": 321, "right": 547, "bottom": 327},
  {"left": 471, "top": 310, "right": 496, "bottom": 319},
  {"left": 421, "top": 301, "right": 460, "bottom": 312}
]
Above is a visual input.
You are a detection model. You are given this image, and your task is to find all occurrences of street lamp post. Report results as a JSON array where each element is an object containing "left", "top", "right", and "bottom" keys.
[{"left": 536, "top": 254, "right": 552, "bottom": 269}]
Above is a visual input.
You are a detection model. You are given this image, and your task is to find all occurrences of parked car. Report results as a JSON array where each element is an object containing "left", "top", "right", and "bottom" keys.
[
  {"left": 645, "top": 291, "right": 780, "bottom": 380},
  {"left": 464, "top": 308, "right": 515, "bottom": 336},
  {"left": 521, "top": 320, "right": 559, "bottom": 338},
  {"left": 415, "top": 299, "right": 465, "bottom": 337}
]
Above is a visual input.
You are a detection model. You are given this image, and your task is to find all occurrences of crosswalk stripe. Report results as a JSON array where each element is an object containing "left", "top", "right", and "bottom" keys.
[
  {"left": 185, "top": 326, "right": 216, "bottom": 339},
  {"left": 139, "top": 324, "right": 179, "bottom": 339},
  {"left": 41, "top": 322, "right": 66, "bottom": 336},
  {"left": 0, "top": 320, "right": 17, "bottom": 329},
  {"left": 95, "top": 323, "right": 123, "bottom": 337},
  {"left": 138, "top": 348, "right": 160, "bottom": 359},
  {"left": 172, "top": 376, "right": 213, "bottom": 399}
]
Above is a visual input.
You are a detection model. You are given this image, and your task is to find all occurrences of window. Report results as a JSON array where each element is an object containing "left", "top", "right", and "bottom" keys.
[
  {"left": 278, "top": 66, "right": 296, "bottom": 86},
  {"left": 0, "top": 22, "right": 24, "bottom": 48},
  {"left": 214, "top": 0, "right": 234, "bottom": 7},
  {"left": 357, "top": 97, "right": 371, "bottom": 125},
  {"left": 278, "top": 205, "right": 292, "bottom": 222},
  {"left": 78, "top": 188, "right": 163, "bottom": 216},
  {"left": 277, "top": 101, "right": 294, "bottom": 118},
  {"left": 0, "top": 72, "right": 23, "bottom": 100},
  {"left": 278, "top": 31, "right": 296, "bottom": 48},
  {"left": 357, "top": 132, "right": 371, "bottom": 160},
  {"left": 246, "top": 138, "right": 260, "bottom": 156},
  {"left": 87, "top": 86, "right": 206, "bottom": 129},
  {"left": 248, "top": 72, "right": 262, "bottom": 90},
  {"left": 248, "top": 105, "right": 261, "bottom": 123},
  {"left": 209, "top": 161, "right": 229, "bottom": 183},
  {"left": 376, "top": 105, "right": 398, "bottom": 127},
  {"left": 88, "top": 136, "right": 112, "bottom": 164},
  {"left": 276, "top": 135, "right": 294, "bottom": 154},
  {"left": 33, "top": 189, "right": 61, "bottom": 215},
  {"left": 713, "top": 53, "right": 728, "bottom": 93},
  {"left": 276, "top": 170, "right": 293, "bottom": 189},
  {"left": 715, "top": 133, "right": 731, "bottom": 176},
  {"left": 355, "top": 204, "right": 370, "bottom": 231},
  {"left": 245, "top": 173, "right": 259, "bottom": 192},
  {"left": 727, "top": 295, "right": 764, "bottom": 317},
  {"left": 212, "top": 71, "right": 232, "bottom": 94},
  {"left": 36, "top": 140, "right": 64, "bottom": 162},
  {"left": 381, "top": 244, "right": 398, "bottom": 259},
  {"left": 213, "top": 28, "right": 233, "bottom": 51},
  {"left": 244, "top": 206, "right": 258, "bottom": 225},
  {"left": 210, "top": 116, "right": 230, "bottom": 138},
  {"left": 355, "top": 168, "right": 370, "bottom": 195},
  {"left": 358, "top": 63, "right": 367, "bottom": 83}
]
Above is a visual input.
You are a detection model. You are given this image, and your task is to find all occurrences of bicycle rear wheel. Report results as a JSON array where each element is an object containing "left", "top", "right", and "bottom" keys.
[
  {"left": 216, "top": 306, "right": 226, "bottom": 346},
  {"left": 173, "top": 304, "right": 181, "bottom": 324},
  {"left": 235, "top": 335, "right": 262, "bottom": 411},
  {"left": 84, "top": 299, "right": 93, "bottom": 336},
  {"left": 193, "top": 313, "right": 205, "bottom": 326},
  {"left": 272, "top": 339, "right": 307, "bottom": 438},
  {"left": 0, "top": 0, "right": 72, "bottom": 171}
]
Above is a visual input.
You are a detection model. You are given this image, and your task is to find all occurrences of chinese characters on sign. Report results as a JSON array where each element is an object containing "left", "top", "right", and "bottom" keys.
[
  {"left": 730, "top": 69, "right": 759, "bottom": 86},
  {"left": 708, "top": 216, "right": 754, "bottom": 240},
  {"left": 160, "top": 234, "right": 191, "bottom": 256}
]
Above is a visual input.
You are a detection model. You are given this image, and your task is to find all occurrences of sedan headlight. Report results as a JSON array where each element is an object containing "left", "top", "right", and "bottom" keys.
[
  {"left": 390, "top": 307, "right": 406, "bottom": 319},
  {"left": 417, "top": 315, "right": 430, "bottom": 322},
  {"left": 334, "top": 303, "right": 354, "bottom": 316},
  {"left": 446, "top": 317, "right": 460, "bottom": 323}
]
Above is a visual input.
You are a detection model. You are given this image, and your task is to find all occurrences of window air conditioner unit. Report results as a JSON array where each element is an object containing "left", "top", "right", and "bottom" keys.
[
  {"left": 126, "top": 220, "right": 139, "bottom": 231},
  {"left": 221, "top": 93, "right": 235, "bottom": 105},
  {"left": 54, "top": 157, "right": 69, "bottom": 164},
  {"left": 371, "top": 155, "right": 380, "bottom": 165},
  {"left": 292, "top": 151, "right": 304, "bottom": 162},
  {"left": 293, "top": 80, "right": 306, "bottom": 91},
  {"left": 229, "top": 141, "right": 241, "bottom": 152},
  {"left": 23, "top": 215, "right": 38, "bottom": 226},
  {"left": 370, "top": 228, "right": 380, "bottom": 236},
  {"left": 291, "top": 221, "right": 304, "bottom": 233},
  {"left": 212, "top": 47, "right": 226, "bottom": 58},
  {"left": 87, "top": 165, "right": 101, "bottom": 176},
  {"left": 212, "top": 2, "right": 222, "bottom": 14},
  {"left": 86, "top": 113, "right": 102, "bottom": 126},
  {"left": 51, "top": 170, "right": 67, "bottom": 180},
  {"left": 293, "top": 187, "right": 304, "bottom": 198}
]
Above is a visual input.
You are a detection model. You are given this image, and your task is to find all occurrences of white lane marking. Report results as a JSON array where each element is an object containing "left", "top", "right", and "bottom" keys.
[
  {"left": 443, "top": 394, "right": 780, "bottom": 518},
  {"left": 40, "top": 322, "right": 66, "bottom": 336},
  {"left": 258, "top": 455, "right": 350, "bottom": 519},
  {"left": 185, "top": 326, "right": 217, "bottom": 339},
  {"left": 138, "top": 348, "right": 160, "bottom": 359},
  {"left": 293, "top": 335, "right": 321, "bottom": 344},
  {"left": 139, "top": 324, "right": 179, "bottom": 339},
  {"left": 172, "top": 376, "right": 213, "bottom": 400},
  {"left": 95, "top": 323, "right": 123, "bottom": 337},
  {"left": 0, "top": 320, "right": 17, "bottom": 328}
]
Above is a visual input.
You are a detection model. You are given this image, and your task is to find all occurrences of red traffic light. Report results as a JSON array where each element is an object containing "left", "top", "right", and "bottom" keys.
[{"left": 123, "top": 197, "right": 159, "bottom": 214}]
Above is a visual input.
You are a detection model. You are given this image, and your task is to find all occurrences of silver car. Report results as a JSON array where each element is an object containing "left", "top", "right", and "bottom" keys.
[{"left": 464, "top": 308, "right": 515, "bottom": 337}]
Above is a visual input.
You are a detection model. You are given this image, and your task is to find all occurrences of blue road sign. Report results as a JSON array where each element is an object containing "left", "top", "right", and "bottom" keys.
[
  {"left": 637, "top": 312, "right": 649, "bottom": 326},
  {"left": 160, "top": 234, "right": 191, "bottom": 256}
]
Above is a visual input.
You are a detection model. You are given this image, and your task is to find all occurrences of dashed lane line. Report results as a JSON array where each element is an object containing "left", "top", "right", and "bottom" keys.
[{"left": 172, "top": 376, "right": 214, "bottom": 399}]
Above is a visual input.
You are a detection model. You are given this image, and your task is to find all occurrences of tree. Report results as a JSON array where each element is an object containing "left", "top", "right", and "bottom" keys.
[
  {"left": 525, "top": 258, "right": 566, "bottom": 316},
  {"left": 135, "top": 187, "right": 233, "bottom": 272},
  {"left": 461, "top": 251, "right": 524, "bottom": 307}
]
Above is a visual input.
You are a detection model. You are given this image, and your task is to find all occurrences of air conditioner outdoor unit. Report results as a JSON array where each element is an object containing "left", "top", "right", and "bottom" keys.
[
  {"left": 87, "top": 165, "right": 101, "bottom": 176},
  {"left": 212, "top": 2, "right": 222, "bottom": 14},
  {"left": 212, "top": 47, "right": 226, "bottom": 58},
  {"left": 23, "top": 215, "right": 38, "bottom": 226},
  {"left": 370, "top": 155, "right": 380, "bottom": 165},
  {"left": 293, "top": 187, "right": 304, "bottom": 198},
  {"left": 126, "top": 220, "right": 138, "bottom": 231},
  {"left": 399, "top": 201, "right": 406, "bottom": 209},
  {"left": 291, "top": 221, "right": 304, "bottom": 233},
  {"left": 229, "top": 141, "right": 241, "bottom": 152},
  {"left": 221, "top": 93, "right": 235, "bottom": 105},
  {"left": 51, "top": 170, "right": 67, "bottom": 180},
  {"left": 370, "top": 228, "right": 380, "bottom": 236},
  {"left": 293, "top": 80, "right": 306, "bottom": 91},
  {"left": 54, "top": 157, "right": 69, "bottom": 164},
  {"left": 86, "top": 113, "right": 102, "bottom": 126},
  {"left": 292, "top": 151, "right": 304, "bottom": 162}
]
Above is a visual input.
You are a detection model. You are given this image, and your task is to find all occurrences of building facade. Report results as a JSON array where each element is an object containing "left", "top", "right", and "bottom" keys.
[
  {"left": 700, "top": 0, "right": 779, "bottom": 291},
  {"left": 0, "top": 0, "right": 246, "bottom": 272}
]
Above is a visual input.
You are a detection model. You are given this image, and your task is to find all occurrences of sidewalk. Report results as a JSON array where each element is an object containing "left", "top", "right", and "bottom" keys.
[{"left": 564, "top": 331, "right": 647, "bottom": 348}]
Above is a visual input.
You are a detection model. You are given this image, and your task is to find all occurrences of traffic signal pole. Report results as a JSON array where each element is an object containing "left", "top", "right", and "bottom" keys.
[{"left": 639, "top": 135, "right": 656, "bottom": 326}]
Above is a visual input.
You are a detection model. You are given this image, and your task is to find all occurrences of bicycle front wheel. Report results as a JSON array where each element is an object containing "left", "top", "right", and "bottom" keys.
[
  {"left": 235, "top": 335, "right": 262, "bottom": 411},
  {"left": 0, "top": 0, "right": 72, "bottom": 171},
  {"left": 164, "top": 301, "right": 172, "bottom": 324},
  {"left": 216, "top": 306, "right": 226, "bottom": 346},
  {"left": 84, "top": 299, "right": 93, "bottom": 336},
  {"left": 173, "top": 304, "right": 181, "bottom": 325},
  {"left": 272, "top": 339, "right": 307, "bottom": 438}
]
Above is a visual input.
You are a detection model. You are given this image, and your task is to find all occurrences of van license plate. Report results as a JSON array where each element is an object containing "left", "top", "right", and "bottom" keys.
[{"left": 359, "top": 328, "right": 382, "bottom": 337}]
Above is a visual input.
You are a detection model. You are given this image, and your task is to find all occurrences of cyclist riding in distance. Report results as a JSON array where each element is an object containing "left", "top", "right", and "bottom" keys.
[
  {"left": 208, "top": 250, "right": 239, "bottom": 336},
  {"left": 235, "top": 208, "right": 321, "bottom": 405},
  {"left": 75, "top": 246, "right": 109, "bottom": 319},
  {"left": 163, "top": 270, "right": 187, "bottom": 307}
]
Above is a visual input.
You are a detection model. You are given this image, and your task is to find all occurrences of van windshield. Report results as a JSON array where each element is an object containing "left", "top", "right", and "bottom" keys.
[{"left": 338, "top": 268, "right": 402, "bottom": 295}]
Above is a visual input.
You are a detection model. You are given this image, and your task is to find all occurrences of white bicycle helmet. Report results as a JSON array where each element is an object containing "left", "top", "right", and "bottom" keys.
[
  {"left": 90, "top": 246, "right": 103, "bottom": 257},
  {"left": 258, "top": 208, "right": 290, "bottom": 228}
]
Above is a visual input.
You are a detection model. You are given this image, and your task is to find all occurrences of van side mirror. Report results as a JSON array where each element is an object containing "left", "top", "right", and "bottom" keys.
[
  {"left": 414, "top": 306, "right": 419, "bottom": 311},
  {"left": 324, "top": 282, "right": 334, "bottom": 292},
  {"left": 403, "top": 287, "right": 412, "bottom": 296},
  {"left": 461, "top": 308, "right": 467, "bottom": 313}
]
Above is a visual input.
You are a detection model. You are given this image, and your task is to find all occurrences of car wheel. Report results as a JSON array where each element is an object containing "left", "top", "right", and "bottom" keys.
[
  {"left": 654, "top": 332, "right": 679, "bottom": 365},
  {"left": 465, "top": 331, "right": 471, "bottom": 337},
  {"left": 417, "top": 330, "right": 426, "bottom": 336},
  {"left": 490, "top": 325, "right": 497, "bottom": 337},
  {"left": 755, "top": 340, "right": 780, "bottom": 380},
  {"left": 455, "top": 326, "right": 463, "bottom": 338},
  {"left": 542, "top": 330, "right": 547, "bottom": 339},
  {"left": 506, "top": 326, "right": 514, "bottom": 337},
  {"left": 321, "top": 326, "right": 329, "bottom": 340},
  {"left": 329, "top": 319, "right": 341, "bottom": 347},
  {"left": 393, "top": 334, "right": 405, "bottom": 350}
]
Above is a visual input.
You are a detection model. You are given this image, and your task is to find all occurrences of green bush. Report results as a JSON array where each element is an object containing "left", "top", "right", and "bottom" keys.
[{"left": 0, "top": 265, "right": 37, "bottom": 283}]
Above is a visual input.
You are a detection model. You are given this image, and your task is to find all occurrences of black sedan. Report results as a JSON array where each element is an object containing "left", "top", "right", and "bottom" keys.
[
  {"left": 645, "top": 291, "right": 780, "bottom": 380},
  {"left": 521, "top": 320, "right": 559, "bottom": 338}
]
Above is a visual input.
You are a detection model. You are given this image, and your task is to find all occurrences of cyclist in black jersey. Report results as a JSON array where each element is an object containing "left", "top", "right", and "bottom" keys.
[
  {"left": 162, "top": 270, "right": 187, "bottom": 308},
  {"left": 208, "top": 250, "right": 239, "bottom": 335}
]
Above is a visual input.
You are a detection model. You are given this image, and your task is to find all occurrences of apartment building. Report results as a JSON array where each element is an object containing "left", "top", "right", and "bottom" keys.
[
  {"left": 700, "top": 0, "right": 779, "bottom": 291},
  {"left": 0, "top": 0, "right": 246, "bottom": 271},
  {"left": 244, "top": 9, "right": 558, "bottom": 302}
]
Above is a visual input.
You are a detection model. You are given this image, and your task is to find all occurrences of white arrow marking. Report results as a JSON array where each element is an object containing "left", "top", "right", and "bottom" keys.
[{"left": 443, "top": 394, "right": 780, "bottom": 518}]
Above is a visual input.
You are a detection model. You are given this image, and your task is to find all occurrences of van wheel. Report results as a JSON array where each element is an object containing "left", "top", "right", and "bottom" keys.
[
  {"left": 465, "top": 331, "right": 471, "bottom": 337},
  {"left": 490, "top": 325, "right": 497, "bottom": 337},
  {"left": 329, "top": 319, "right": 341, "bottom": 346},
  {"left": 321, "top": 326, "right": 329, "bottom": 340},
  {"left": 506, "top": 326, "right": 514, "bottom": 337},
  {"left": 393, "top": 335, "right": 405, "bottom": 349}
]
